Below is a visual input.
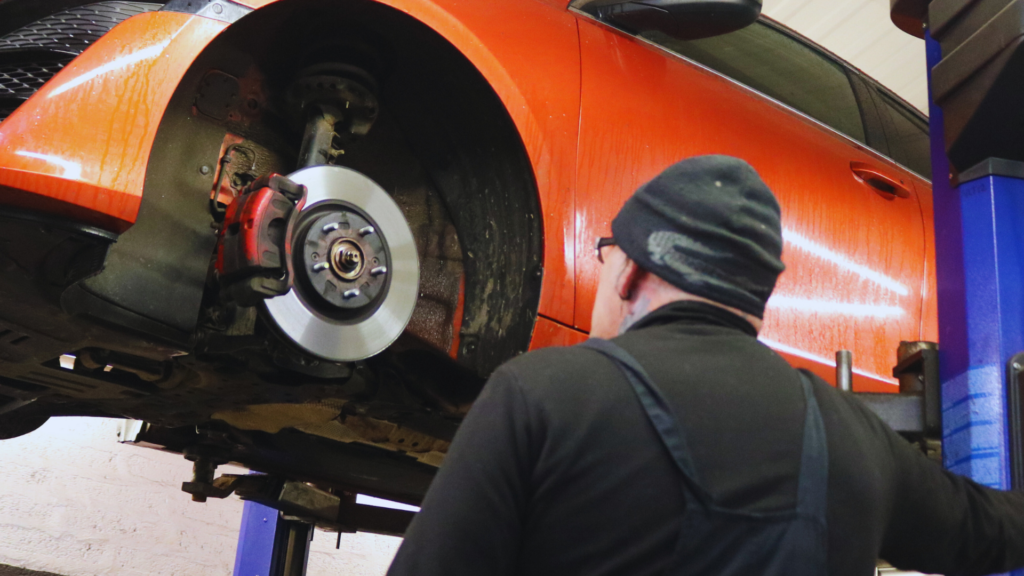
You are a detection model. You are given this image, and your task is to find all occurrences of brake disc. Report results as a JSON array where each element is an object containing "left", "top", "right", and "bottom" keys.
[{"left": 262, "top": 165, "right": 419, "bottom": 362}]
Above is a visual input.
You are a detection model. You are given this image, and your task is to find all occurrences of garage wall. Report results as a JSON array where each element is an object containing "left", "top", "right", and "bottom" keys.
[{"left": 0, "top": 418, "right": 399, "bottom": 576}]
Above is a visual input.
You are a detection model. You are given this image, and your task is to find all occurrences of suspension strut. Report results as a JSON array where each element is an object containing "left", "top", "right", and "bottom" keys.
[{"left": 287, "top": 63, "right": 380, "bottom": 169}]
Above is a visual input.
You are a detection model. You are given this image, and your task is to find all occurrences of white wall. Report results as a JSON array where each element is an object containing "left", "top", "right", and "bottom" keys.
[{"left": 0, "top": 417, "right": 400, "bottom": 576}]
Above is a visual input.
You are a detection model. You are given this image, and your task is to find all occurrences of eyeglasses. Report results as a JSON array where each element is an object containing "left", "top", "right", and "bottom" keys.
[{"left": 594, "top": 236, "right": 616, "bottom": 263}]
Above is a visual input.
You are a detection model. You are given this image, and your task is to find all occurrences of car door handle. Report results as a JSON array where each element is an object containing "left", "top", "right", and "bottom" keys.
[{"left": 850, "top": 162, "right": 911, "bottom": 199}]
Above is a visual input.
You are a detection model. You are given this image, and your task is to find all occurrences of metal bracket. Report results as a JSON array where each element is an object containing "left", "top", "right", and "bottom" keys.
[
  {"left": 894, "top": 345, "right": 941, "bottom": 437},
  {"left": 853, "top": 343, "right": 941, "bottom": 439},
  {"left": 162, "top": 0, "right": 253, "bottom": 24},
  {"left": 210, "top": 474, "right": 415, "bottom": 536}
]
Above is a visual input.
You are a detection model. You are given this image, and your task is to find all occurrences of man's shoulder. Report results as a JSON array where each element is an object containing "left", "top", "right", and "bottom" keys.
[
  {"left": 499, "top": 343, "right": 609, "bottom": 381},
  {"left": 492, "top": 342, "right": 637, "bottom": 432},
  {"left": 495, "top": 343, "right": 621, "bottom": 401}
]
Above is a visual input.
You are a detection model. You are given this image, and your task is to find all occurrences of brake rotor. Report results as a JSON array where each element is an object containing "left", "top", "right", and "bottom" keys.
[{"left": 263, "top": 165, "right": 419, "bottom": 361}]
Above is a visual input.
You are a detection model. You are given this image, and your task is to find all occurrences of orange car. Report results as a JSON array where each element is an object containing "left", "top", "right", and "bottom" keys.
[{"left": 0, "top": 0, "right": 933, "bottom": 505}]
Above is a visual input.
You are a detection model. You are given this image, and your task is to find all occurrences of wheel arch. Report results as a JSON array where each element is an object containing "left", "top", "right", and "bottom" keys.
[
  {"left": 176, "top": 0, "right": 548, "bottom": 375},
  {"left": 240, "top": 0, "right": 582, "bottom": 333}
]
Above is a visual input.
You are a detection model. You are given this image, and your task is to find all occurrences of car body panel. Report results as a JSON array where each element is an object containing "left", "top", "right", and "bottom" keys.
[
  {"left": 572, "top": 18, "right": 928, "bottom": 390},
  {"left": 915, "top": 173, "right": 940, "bottom": 344},
  {"left": 0, "top": 11, "right": 228, "bottom": 232}
]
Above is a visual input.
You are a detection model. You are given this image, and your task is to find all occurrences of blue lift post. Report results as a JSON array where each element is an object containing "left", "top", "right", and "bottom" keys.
[
  {"left": 925, "top": 33, "right": 1017, "bottom": 491},
  {"left": 927, "top": 28, "right": 1024, "bottom": 576},
  {"left": 234, "top": 499, "right": 313, "bottom": 576},
  {"left": 234, "top": 500, "right": 279, "bottom": 575}
]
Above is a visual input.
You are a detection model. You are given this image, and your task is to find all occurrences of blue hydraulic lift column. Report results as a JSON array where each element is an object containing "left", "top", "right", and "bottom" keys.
[
  {"left": 234, "top": 500, "right": 280, "bottom": 576},
  {"left": 926, "top": 30, "right": 1023, "bottom": 497},
  {"left": 233, "top": 498, "right": 313, "bottom": 576}
]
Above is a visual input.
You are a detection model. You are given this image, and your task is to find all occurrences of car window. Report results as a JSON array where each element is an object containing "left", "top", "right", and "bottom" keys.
[
  {"left": 640, "top": 22, "right": 867, "bottom": 145},
  {"left": 876, "top": 91, "right": 932, "bottom": 178}
]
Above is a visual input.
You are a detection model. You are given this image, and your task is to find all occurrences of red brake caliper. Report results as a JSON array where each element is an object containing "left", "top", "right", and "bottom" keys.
[{"left": 216, "top": 174, "right": 306, "bottom": 305}]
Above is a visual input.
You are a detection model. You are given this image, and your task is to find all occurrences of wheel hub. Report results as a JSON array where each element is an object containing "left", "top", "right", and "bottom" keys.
[
  {"left": 331, "top": 239, "right": 365, "bottom": 280},
  {"left": 263, "top": 165, "right": 419, "bottom": 362},
  {"left": 302, "top": 209, "right": 388, "bottom": 311}
]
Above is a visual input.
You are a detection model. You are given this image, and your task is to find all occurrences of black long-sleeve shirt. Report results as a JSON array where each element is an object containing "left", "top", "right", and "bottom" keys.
[{"left": 387, "top": 301, "right": 1024, "bottom": 576}]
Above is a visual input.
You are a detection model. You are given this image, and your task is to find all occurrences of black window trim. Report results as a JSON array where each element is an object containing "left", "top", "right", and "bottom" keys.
[
  {"left": 571, "top": 9, "right": 933, "bottom": 183},
  {"left": 847, "top": 71, "right": 894, "bottom": 159},
  {"left": 864, "top": 79, "right": 932, "bottom": 181}
]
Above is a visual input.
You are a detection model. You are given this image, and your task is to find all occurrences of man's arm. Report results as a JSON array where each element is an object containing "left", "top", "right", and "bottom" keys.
[
  {"left": 387, "top": 367, "right": 539, "bottom": 576},
  {"left": 879, "top": 415, "right": 1024, "bottom": 575}
]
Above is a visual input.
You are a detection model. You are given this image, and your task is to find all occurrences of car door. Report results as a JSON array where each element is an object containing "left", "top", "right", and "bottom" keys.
[
  {"left": 572, "top": 15, "right": 926, "bottom": 391},
  {"left": 868, "top": 83, "right": 937, "bottom": 344}
]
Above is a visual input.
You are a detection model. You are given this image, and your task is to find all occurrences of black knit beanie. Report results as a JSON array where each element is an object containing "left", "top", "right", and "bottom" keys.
[{"left": 611, "top": 155, "right": 785, "bottom": 319}]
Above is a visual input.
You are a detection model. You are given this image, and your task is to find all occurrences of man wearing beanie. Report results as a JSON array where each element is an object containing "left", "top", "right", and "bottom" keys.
[{"left": 388, "top": 156, "right": 1024, "bottom": 576}]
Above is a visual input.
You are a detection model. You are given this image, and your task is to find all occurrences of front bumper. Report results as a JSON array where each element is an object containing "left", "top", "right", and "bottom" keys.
[{"left": 0, "top": 9, "right": 229, "bottom": 233}]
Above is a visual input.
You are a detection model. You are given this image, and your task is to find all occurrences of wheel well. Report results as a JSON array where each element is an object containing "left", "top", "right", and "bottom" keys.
[{"left": 191, "top": 0, "right": 543, "bottom": 376}]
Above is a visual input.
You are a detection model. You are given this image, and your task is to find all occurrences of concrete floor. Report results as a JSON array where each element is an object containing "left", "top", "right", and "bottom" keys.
[{"left": 0, "top": 417, "right": 399, "bottom": 576}]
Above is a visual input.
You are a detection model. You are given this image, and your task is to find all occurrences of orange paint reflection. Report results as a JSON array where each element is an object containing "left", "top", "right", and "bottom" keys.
[
  {"left": 14, "top": 151, "right": 82, "bottom": 180},
  {"left": 783, "top": 228, "right": 908, "bottom": 295}
]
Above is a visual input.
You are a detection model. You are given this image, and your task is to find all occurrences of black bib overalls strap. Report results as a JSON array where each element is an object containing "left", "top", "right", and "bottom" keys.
[{"left": 581, "top": 338, "right": 829, "bottom": 576}]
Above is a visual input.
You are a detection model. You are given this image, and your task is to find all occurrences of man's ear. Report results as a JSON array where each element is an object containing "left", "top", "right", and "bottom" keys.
[{"left": 615, "top": 258, "right": 644, "bottom": 301}]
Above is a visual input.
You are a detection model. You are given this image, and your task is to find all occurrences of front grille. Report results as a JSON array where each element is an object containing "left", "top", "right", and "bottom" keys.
[
  {"left": 0, "top": 102, "right": 19, "bottom": 121},
  {"left": 0, "top": 2, "right": 161, "bottom": 53},
  {"left": 0, "top": 60, "right": 73, "bottom": 98},
  {"left": 0, "top": 1, "right": 161, "bottom": 122}
]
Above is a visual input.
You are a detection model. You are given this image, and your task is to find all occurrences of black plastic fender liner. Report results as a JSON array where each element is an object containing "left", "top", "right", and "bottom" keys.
[
  {"left": 0, "top": 207, "right": 117, "bottom": 362},
  {"left": 65, "top": 48, "right": 243, "bottom": 341}
]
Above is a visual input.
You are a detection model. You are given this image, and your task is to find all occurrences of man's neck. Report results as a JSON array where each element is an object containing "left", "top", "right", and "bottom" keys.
[{"left": 618, "top": 289, "right": 762, "bottom": 335}]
